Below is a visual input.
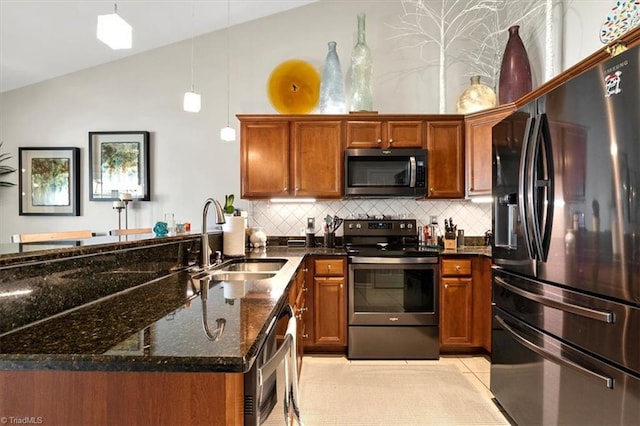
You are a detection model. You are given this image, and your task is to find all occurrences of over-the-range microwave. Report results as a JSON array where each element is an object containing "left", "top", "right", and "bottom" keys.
[{"left": 344, "top": 148, "right": 427, "bottom": 198}]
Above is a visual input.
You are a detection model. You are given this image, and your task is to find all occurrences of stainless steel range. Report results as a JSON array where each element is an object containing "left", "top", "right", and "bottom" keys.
[{"left": 344, "top": 218, "right": 440, "bottom": 360}]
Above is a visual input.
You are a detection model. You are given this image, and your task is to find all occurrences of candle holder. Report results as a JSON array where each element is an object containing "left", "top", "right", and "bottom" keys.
[
  {"left": 112, "top": 201, "right": 125, "bottom": 230},
  {"left": 117, "top": 193, "right": 133, "bottom": 230}
]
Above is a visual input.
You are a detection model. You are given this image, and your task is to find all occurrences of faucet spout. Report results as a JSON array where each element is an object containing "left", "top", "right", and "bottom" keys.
[{"left": 201, "top": 198, "right": 226, "bottom": 268}]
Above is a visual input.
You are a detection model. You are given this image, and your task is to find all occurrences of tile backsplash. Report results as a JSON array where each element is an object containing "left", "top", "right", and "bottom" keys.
[{"left": 247, "top": 199, "right": 491, "bottom": 237}]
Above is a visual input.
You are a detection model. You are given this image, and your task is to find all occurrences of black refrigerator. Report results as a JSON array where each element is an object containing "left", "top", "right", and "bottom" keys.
[{"left": 491, "top": 44, "right": 640, "bottom": 426}]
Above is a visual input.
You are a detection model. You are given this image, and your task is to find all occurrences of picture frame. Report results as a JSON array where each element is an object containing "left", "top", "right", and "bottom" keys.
[
  {"left": 88, "top": 131, "right": 150, "bottom": 201},
  {"left": 18, "top": 147, "right": 80, "bottom": 216}
]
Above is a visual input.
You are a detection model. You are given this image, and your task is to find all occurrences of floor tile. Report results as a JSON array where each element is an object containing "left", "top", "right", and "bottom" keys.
[
  {"left": 348, "top": 359, "right": 408, "bottom": 366},
  {"left": 462, "top": 371, "right": 495, "bottom": 400},
  {"left": 406, "top": 355, "right": 471, "bottom": 372},
  {"left": 459, "top": 354, "right": 491, "bottom": 373},
  {"left": 475, "top": 371, "right": 491, "bottom": 389}
]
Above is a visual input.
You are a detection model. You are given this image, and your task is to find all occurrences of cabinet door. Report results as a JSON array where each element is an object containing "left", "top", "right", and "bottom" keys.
[
  {"left": 471, "top": 256, "right": 492, "bottom": 352},
  {"left": 291, "top": 121, "right": 343, "bottom": 198},
  {"left": 385, "top": 120, "right": 424, "bottom": 148},
  {"left": 313, "top": 276, "right": 346, "bottom": 346},
  {"left": 466, "top": 117, "right": 498, "bottom": 197},
  {"left": 440, "top": 277, "right": 473, "bottom": 346},
  {"left": 240, "top": 121, "right": 289, "bottom": 198},
  {"left": 345, "top": 121, "right": 383, "bottom": 148},
  {"left": 426, "top": 120, "right": 465, "bottom": 198}
]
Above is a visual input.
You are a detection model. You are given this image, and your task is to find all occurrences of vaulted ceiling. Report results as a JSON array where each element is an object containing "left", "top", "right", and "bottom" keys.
[{"left": 0, "top": 0, "right": 319, "bottom": 93}]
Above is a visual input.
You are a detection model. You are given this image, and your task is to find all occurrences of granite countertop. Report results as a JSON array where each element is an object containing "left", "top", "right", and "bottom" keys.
[
  {"left": 0, "top": 238, "right": 486, "bottom": 374},
  {"left": 0, "top": 248, "right": 306, "bottom": 374},
  {"left": 441, "top": 246, "right": 491, "bottom": 257}
]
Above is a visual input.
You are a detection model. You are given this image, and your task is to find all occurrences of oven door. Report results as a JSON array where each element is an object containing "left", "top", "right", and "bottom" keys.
[{"left": 348, "top": 257, "right": 439, "bottom": 326}]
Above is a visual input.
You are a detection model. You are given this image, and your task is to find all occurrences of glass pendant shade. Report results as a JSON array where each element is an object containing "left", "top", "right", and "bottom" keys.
[
  {"left": 97, "top": 13, "right": 132, "bottom": 50},
  {"left": 183, "top": 91, "right": 201, "bottom": 113},
  {"left": 220, "top": 126, "right": 236, "bottom": 142}
]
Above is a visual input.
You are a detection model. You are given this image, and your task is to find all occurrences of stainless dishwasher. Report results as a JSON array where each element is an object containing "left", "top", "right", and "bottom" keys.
[{"left": 244, "top": 303, "right": 301, "bottom": 425}]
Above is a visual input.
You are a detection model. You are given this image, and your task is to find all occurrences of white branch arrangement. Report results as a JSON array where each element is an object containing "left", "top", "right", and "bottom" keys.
[{"left": 389, "top": 0, "right": 551, "bottom": 113}]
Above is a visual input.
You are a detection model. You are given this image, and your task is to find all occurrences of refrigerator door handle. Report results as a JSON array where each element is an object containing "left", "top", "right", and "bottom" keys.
[
  {"left": 537, "top": 113, "right": 555, "bottom": 261},
  {"left": 495, "top": 314, "right": 615, "bottom": 389},
  {"left": 495, "top": 276, "right": 615, "bottom": 323},
  {"left": 528, "top": 116, "right": 545, "bottom": 260},
  {"left": 518, "top": 116, "right": 537, "bottom": 259}
]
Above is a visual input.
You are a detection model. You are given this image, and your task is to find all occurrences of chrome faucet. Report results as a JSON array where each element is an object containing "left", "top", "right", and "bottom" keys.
[{"left": 201, "top": 198, "right": 226, "bottom": 269}]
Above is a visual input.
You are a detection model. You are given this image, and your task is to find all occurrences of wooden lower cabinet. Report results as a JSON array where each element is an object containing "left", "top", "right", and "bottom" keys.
[
  {"left": 305, "top": 256, "right": 347, "bottom": 352},
  {"left": 0, "top": 370, "right": 244, "bottom": 426},
  {"left": 439, "top": 256, "right": 491, "bottom": 353},
  {"left": 441, "top": 275, "right": 473, "bottom": 346}
]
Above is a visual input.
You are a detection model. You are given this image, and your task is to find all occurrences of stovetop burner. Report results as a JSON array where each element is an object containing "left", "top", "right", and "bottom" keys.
[{"left": 343, "top": 218, "right": 440, "bottom": 258}]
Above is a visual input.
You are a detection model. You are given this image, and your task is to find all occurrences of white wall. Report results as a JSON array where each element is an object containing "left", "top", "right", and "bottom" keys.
[{"left": 0, "top": 0, "right": 618, "bottom": 241}]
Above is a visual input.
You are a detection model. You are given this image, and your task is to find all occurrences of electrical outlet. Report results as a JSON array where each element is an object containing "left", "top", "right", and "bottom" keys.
[
  {"left": 430, "top": 215, "right": 438, "bottom": 225},
  {"left": 307, "top": 217, "right": 315, "bottom": 230}
]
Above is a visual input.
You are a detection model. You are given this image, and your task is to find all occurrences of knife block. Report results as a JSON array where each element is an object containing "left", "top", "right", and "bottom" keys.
[{"left": 444, "top": 232, "right": 457, "bottom": 250}]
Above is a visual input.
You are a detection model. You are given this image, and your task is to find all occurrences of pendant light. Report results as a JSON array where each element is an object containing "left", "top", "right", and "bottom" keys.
[
  {"left": 184, "top": 2, "right": 201, "bottom": 113},
  {"left": 97, "top": 3, "right": 132, "bottom": 50},
  {"left": 220, "top": 0, "right": 236, "bottom": 141}
]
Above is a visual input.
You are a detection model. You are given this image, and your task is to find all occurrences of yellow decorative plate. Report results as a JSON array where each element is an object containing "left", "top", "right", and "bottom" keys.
[{"left": 267, "top": 60, "right": 320, "bottom": 114}]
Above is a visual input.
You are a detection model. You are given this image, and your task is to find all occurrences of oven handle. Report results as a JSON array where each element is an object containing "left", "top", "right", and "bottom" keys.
[{"left": 349, "top": 256, "right": 438, "bottom": 265}]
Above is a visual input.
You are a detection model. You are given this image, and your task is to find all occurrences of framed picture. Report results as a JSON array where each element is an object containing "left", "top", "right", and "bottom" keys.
[
  {"left": 18, "top": 147, "right": 80, "bottom": 216},
  {"left": 89, "top": 131, "right": 150, "bottom": 201}
]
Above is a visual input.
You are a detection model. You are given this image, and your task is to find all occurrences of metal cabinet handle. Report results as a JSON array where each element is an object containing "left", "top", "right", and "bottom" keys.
[
  {"left": 302, "top": 333, "right": 309, "bottom": 339},
  {"left": 444, "top": 284, "right": 449, "bottom": 289},
  {"left": 302, "top": 287, "right": 308, "bottom": 292},
  {"left": 455, "top": 265, "right": 461, "bottom": 271},
  {"left": 388, "top": 138, "right": 394, "bottom": 144},
  {"left": 327, "top": 264, "right": 332, "bottom": 271}
]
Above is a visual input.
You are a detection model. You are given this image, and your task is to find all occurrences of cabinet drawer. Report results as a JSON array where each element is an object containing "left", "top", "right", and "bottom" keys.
[
  {"left": 314, "top": 258, "right": 345, "bottom": 276},
  {"left": 441, "top": 258, "right": 472, "bottom": 276}
]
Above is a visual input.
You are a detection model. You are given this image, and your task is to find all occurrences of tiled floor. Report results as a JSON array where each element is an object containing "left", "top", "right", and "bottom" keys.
[
  {"left": 293, "top": 354, "right": 510, "bottom": 424},
  {"left": 303, "top": 354, "right": 495, "bottom": 402}
]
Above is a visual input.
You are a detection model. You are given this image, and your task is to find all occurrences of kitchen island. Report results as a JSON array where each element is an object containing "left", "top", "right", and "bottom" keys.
[{"left": 0, "top": 234, "right": 342, "bottom": 425}]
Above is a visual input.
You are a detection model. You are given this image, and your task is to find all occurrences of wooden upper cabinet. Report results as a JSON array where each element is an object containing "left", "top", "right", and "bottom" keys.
[
  {"left": 240, "top": 120, "right": 289, "bottom": 198},
  {"left": 426, "top": 120, "right": 465, "bottom": 198},
  {"left": 346, "top": 120, "right": 423, "bottom": 148},
  {"left": 291, "top": 120, "right": 344, "bottom": 198},
  {"left": 464, "top": 106, "right": 515, "bottom": 197},
  {"left": 239, "top": 116, "right": 343, "bottom": 199}
]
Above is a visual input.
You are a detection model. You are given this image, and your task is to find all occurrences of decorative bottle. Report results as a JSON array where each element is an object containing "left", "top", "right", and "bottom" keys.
[
  {"left": 319, "top": 41, "right": 346, "bottom": 113},
  {"left": 350, "top": 13, "right": 373, "bottom": 112},
  {"left": 456, "top": 76, "right": 497, "bottom": 114},
  {"left": 498, "top": 25, "right": 532, "bottom": 104}
]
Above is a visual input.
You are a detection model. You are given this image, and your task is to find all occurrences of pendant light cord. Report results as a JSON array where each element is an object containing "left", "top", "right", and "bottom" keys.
[
  {"left": 189, "top": 2, "right": 195, "bottom": 92},
  {"left": 225, "top": 0, "right": 231, "bottom": 126}
]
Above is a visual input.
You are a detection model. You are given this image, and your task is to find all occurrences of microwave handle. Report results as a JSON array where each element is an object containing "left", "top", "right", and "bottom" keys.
[{"left": 409, "top": 156, "right": 416, "bottom": 187}]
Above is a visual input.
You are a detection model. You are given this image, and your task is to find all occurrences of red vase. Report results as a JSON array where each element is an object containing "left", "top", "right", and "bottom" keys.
[{"left": 498, "top": 26, "right": 532, "bottom": 104}]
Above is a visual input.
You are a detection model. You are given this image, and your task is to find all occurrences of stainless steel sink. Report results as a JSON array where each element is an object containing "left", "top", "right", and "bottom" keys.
[
  {"left": 208, "top": 272, "right": 275, "bottom": 281},
  {"left": 217, "top": 258, "right": 287, "bottom": 272}
]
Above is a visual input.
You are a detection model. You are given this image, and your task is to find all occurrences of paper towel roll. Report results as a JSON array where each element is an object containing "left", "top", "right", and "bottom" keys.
[{"left": 222, "top": 216, "right": 246, "bottom": 256}]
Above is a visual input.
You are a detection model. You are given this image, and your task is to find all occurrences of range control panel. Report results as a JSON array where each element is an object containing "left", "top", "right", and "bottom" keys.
[{"left": 343, "top": 219, "right": 417, "bottom": 237}]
